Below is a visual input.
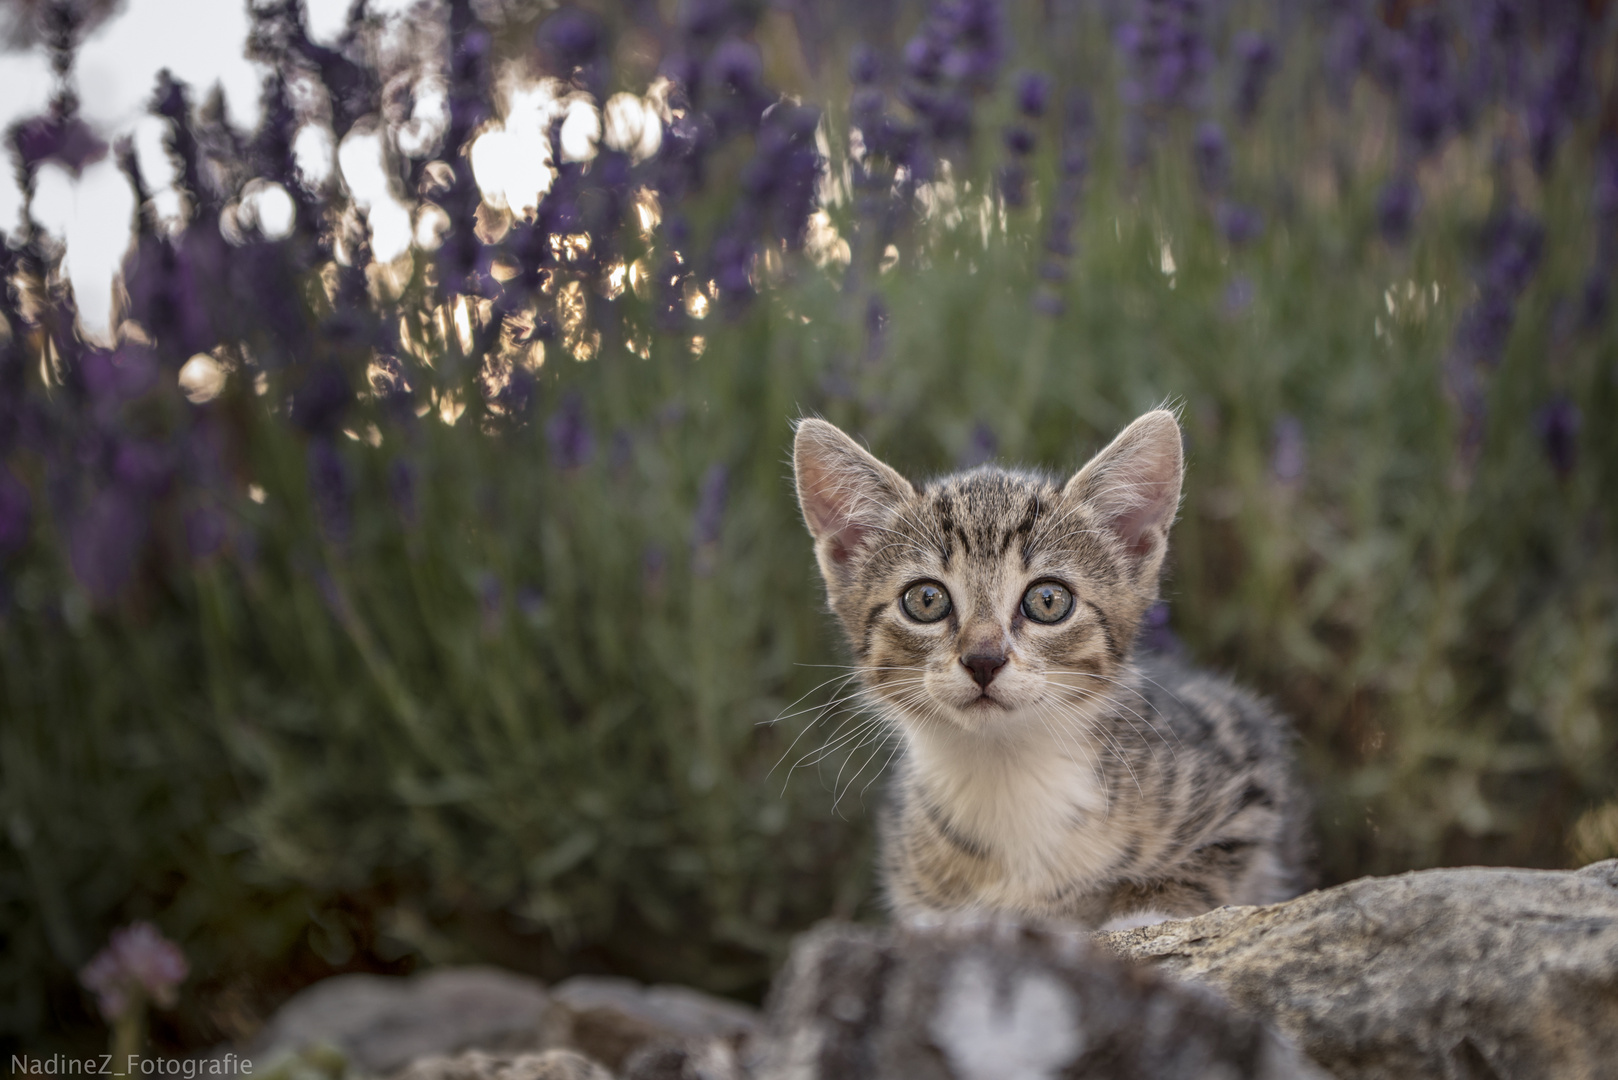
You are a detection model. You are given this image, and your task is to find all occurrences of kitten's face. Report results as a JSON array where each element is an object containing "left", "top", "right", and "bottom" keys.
[{"left": 794, "top": 412, "right": 1183, "bottom": 736}]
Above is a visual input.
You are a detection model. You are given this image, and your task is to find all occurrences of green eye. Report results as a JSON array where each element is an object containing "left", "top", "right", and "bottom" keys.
[
  {"left": 901, "top": 581, "right": 952, "bottom": 623},
  {"left": 1022, "top": 581, "right": 1074, "bottom": 624}
]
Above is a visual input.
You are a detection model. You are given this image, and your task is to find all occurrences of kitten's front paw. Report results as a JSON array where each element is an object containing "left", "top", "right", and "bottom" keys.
[{"left": 1098, "top": 910, "right": 1174, "bottom": 932}]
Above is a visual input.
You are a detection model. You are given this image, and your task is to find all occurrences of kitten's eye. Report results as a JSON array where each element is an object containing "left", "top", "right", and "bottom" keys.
[
  {"left": 901, "top": 581, "right": 952, "bottom": 623},
  {"left": 1022, "top": 581, "right": 1074, "bottom": 624}
]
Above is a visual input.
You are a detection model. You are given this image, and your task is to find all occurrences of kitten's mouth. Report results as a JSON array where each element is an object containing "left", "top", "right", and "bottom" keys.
[{"left": 963, "top": 691, "right": 1007, "bottom": 711}]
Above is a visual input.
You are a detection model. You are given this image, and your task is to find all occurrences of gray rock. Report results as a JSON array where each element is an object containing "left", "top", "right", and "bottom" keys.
[
  {"left": 751, "top": 919, "right": 1325, "bottom": 1080},
  {"left": 395, "top": 1050, "right": 613, "bottom": 1080},
  {"left": 250, "top": 968, "right": 551, "bottom": 1076},
  {"left": 541, "top": 976, "right": 760, "bottom": 1073},
  {"left": 1096, "top": 859, "right": 1618, "bottom": 1080}
]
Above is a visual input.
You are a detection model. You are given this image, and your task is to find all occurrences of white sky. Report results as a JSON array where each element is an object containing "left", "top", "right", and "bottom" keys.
[{"left": 0, "top": 0, "right": 410, "bottom": 338}]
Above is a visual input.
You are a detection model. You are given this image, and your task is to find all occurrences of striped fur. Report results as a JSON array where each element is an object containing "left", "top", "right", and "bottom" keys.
[{"left": 792, "top": 411, "right": 1311, "bottom": 928}]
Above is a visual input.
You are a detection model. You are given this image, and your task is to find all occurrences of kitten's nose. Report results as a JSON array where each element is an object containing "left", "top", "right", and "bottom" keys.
[{"left": 961, "top": 651, "right": 1007, "bottom": 688}]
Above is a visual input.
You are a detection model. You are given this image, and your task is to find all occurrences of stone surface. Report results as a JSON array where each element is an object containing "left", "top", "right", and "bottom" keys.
[
  {"left": 396, "top": 1050, "right": 613, "bottom": 1080},
  {"left": 750, "top": 919, "right": 1324, "bottom": 1080},
  {"left": 541, "top": 976, "right": 761, "bottom": 1073},
  {"left": 1096, "top": 859, "right": 1618, "bottom": 1080},
  {"left": 250, "top": 967, "right": 551, "bottom": 1076},
  {"left": 619, "top": 1040, "right": 746, "bottom": 1080}
]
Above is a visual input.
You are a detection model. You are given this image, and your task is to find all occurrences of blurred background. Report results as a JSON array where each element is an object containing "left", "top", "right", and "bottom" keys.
[{"left": 2, "top": 0, "right": 1615, "bottom": 1058}]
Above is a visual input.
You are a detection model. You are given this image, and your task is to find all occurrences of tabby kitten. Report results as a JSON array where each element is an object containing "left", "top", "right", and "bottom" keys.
[{"left": 792, "top": 410, "right": 1310, "bottom": 929}]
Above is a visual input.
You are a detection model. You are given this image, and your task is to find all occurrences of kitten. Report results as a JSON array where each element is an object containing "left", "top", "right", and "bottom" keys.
[{"left": 792, "top": 410, "right": 1311, "bottom": 930}]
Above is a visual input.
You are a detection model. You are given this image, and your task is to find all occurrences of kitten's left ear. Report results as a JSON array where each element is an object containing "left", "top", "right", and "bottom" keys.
[
  {"left": 794, "top": 418, "right": 915, "bottom": 585},
  {"left": 1063, "top": 410, "right": 1184, "bottom": 571}
]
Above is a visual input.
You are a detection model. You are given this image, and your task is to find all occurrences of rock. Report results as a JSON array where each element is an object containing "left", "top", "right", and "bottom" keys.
[
  {"left": 619, "top": 1040, "right": 746, "bottom": 1080},
  {"left": 396, "top": 1050, "right": 613, "bottom": 1080},
  {"left": 750, "top": 919, "right": 1325, "bottom": 1079},
  {"left": 250, "top": 967, "right": 551, "bottom": 1076},
  {"left": 541, "top": 976, "right": 761, "bottom": 1073},
  {"left": 1096, "top": 859, "right": 1618, "bottom": 1080}
]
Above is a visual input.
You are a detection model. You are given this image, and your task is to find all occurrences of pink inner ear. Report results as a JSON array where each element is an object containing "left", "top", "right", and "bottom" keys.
[
  {"left": 825, "top": 519, "right": 870, "bottom": 564},
  {"left": 1107, "top": 490, "right": 1173, "bottom": 558}
]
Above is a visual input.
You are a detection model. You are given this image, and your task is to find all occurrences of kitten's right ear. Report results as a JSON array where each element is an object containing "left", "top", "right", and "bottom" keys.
[{"left": 793, "top": 418, "right": 914, "bottom": 582}]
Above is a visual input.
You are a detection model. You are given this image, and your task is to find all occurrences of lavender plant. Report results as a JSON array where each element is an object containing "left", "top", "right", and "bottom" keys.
[{"left": 1, "top": 0, "right": 1615, "bottom": 1053}]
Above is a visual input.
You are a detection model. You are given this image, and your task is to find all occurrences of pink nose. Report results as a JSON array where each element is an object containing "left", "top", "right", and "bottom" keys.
[{"left": 961, "top": 652, "right": 1007, "bottom": 688}]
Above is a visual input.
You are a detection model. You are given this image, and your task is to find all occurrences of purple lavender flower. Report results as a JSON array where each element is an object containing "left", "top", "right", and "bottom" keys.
[
  {"left": 80, "top": 345, "right": 158, "bottom": 402},
  {"left": 709, "top": 39, "right": 764, "bottom": 99},
  {"left": 388, "top": 458, "right": 418, "bottom": 527},
  {"left": 903, "top": 33, "right": 944, "bottom": 83},
  {"left": 1138, "top": 600, "right": 1183, "bottom": 655},
  {"left": 1534, "top": 395, "right": 1580, "bottom": 478},
  {"left": 547, "top": 391, "right": 595, "bottom": 471},
  {"left": 1223, "top": 275, "right": 1254, "bottom": 317},
  {"left": 1004, "top": 125, "right": 1035, "bottom": 157},
  {"left": 478, "top": 571, "right": 504, "bottom": 635},
  {"left": 850, "top": 44, "right": 880, "bottom": 86},
  {"left": 10, "top": 112, "right": 107, "bottom": 177},
  {"left": 642, "top": 544, "right": 668, "bottom": 594},
  {"left": 289, "top": 364, "right": 351, "bottom": 436},
  {"left": 70, "top": 488, "right": 148, "bottom": 602},
  {"left": 1015, "top": 71, "right": 1050, "bottom": 117},
  {"left": 1377, "top": 175, "right": 1418, "bottom": 244},
  {"left": 693, "top": 462, "right": 730, "bottom": 549},
  {"left": 307, "top": 438, "right": 351, "bottom": 543},
  {"left": 0, "top": 467, "right": 30, "bottom": 553},
  {"left": 185, "top": 506, "right": 227, "bottom": 559},
  {"left": 865, "top": 294, "right": 888, "bottom": 363},
  {"left": 1117, "top": 0, "right": 1215, "bottom": 112},
  {"left": 1232, "top": 32, "right": 1276, "bottom": 123},
  {"left": 1397, "top": 10, "right": 1459, "bottom": 155},
  {"left": 1217, "top": 202, "right": 1263, "bottom": 246},
  {"left": 1270, "top": 414, "right": 1305, "bottom": 484},
  {"left": 113, "top": 440, "right": 174, "bottom": 496},
  {"left": 1193, "top": 121, "right": 1228, "bottom": 195},
  {"left": 1324, "top": 9, "right": 1371, "bottom": 106},
  {"left": 79, "top": 922, "right": 189, "bottom": 1021},
  {"left": 960, "top": 422, "right": 998, "bottom": 468},
  {"left": 538, "top": 8, "right": 604, "bottom": 72},
  {"left": 1528, "top": 28, "right": 1586, "bottom": 175},
  {"left": 998, "top": 163, "right": 1028, "bottom": 207}
]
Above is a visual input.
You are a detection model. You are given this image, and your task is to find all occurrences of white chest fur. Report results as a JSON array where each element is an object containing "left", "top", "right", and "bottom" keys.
[{"left": 902, "top": 714, "right": 1125, "bottom": 906}]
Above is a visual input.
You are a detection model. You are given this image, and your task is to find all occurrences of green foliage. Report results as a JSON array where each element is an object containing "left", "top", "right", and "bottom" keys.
[{"left": 3, "top": 3, "right": 1617, "bottom": 1053}]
